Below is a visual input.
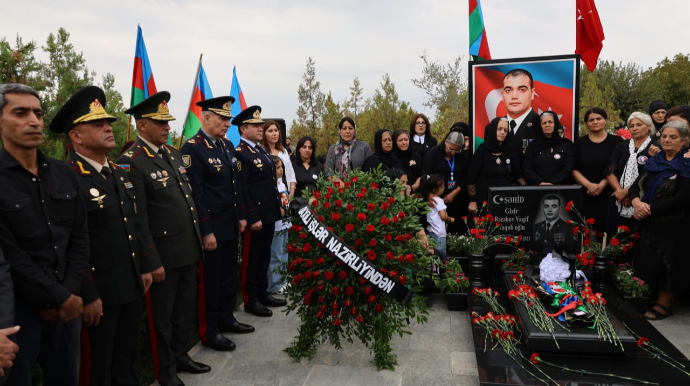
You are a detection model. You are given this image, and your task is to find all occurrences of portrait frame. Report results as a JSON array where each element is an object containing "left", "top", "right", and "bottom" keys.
[{"left": 468, "top": 54, "right": 581, "bottom": 153}]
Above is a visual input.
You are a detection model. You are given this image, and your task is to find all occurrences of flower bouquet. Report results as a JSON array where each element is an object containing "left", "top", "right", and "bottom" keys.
[
  {"left": 613, "top": 263, "right": 650, "bottom": 298},
  {"left": 462, "top": 202, "right": 521, "bottom": 255},
  {"left": 500, "top": 248, "right": 532, "bottom": 272},
  {"left": 283, "top": 169, "right": 434, "bottom": 370},
  {"left": 446, "top": 234, "right": 472, "bottom": 256},
  {"left": 434, "top": 259, "right": 470, "bottom": 310}
]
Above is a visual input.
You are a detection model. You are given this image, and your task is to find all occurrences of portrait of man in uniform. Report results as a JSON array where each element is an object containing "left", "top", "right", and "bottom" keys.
[{"left": 532, "top": 194, "right": 577, "bottom": 254}]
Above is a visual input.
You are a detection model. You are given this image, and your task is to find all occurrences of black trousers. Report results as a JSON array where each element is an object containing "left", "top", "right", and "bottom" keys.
[
  {"left": 199, "top": 238, "right": 239, "bottom": 341},
  {"left": 8, "top": 300, "right": 80, "bottom": 386},
  {"left": 241, "top": 223, "right": 275, "bottom": 305},
  {"left": 83, "top": 298, "right": 142, "bottom": 386},
  {"left": 147, "top": 263, "right": 196, "bottom": 383}
]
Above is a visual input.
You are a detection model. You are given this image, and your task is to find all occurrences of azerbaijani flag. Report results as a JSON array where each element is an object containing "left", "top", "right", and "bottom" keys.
[
  {"left": 131, "top": 26, "right": 157, "bottom": 108},
  {"left": 469, "top": 0, "right": 492, "bottom": 61},
  {"left": 182, "top": 61, "right": 213, "bottom": 140},
  {"left": 227, "top": 66, "right": 247, "bottom": 145}
]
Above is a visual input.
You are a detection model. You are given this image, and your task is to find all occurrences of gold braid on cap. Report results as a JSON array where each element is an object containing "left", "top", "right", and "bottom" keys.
[{"left": 72, "top": 99, "right": 115, "bottom": 124}]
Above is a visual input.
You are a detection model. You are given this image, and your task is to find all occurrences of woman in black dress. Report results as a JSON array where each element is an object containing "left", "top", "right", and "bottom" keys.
[
  {"left": 468, "top": 117, "right": 525, "bottom": 214},
  {"left": 423, "top": 130, "right": 469, "bottom": 234},
  {"left": 392, "top": 129, "right": 423, "bottom": 192},
  {"left": 523, "top": 111, "right": 574, "bottom": 186},
  {"left": 573, "top": 107, "right": 623, "bottom": 231},
  {"left": 605, "top": 112, "right": 658, "bottom": 235},
  {"left": 630, "top": 121, "right": 690, "bottom": 320},
  {"left": 410, "top": 113, "right": 437, "bottom": 158},
  {"left": 292, "top": 136, "right": 322, "bottom": 198},
  {"left": 362, "top": 129, "right": 403, "bottom": 176}
]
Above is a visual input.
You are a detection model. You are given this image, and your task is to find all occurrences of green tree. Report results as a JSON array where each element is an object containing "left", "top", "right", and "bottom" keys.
[
  {"left": 296, "top": 57, "right": 325, "bottom": 138},
  {"left": 647, "top": 53, "right": 690, "bottom": 108},
  {"left": 0, "top": 35, "right": 43, "bottom": 89},
  {"left": 316, "top": 92, "right": 342, "bottom": 156},
  {"left": 358, "top": 74, "right": 415, "bottom": 146},
  {"left": 578, "top": 71, "right": 621, "bottom": 135},
  {"left": 344, "top": 77, "right": 364, "bottom": 121}
]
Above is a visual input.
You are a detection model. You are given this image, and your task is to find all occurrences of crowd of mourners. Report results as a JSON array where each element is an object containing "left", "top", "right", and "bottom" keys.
[{"left": 1, "top": 72, "right": 689, "bottom": 386}]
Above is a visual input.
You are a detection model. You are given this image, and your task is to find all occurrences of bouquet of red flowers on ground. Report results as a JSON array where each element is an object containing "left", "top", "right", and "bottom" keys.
[
  {"left": 463, "top": 202, "right": 521, "bottom": 255},
  {"left": 564, "top": 201, "right": 639, "bottom": 268}
]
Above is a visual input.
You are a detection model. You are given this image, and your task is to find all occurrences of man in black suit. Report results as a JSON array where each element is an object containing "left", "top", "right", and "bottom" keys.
[
  {"left": 50, "top": 86, "right": 160, "bottom": 385},
  {"left": 0, "top": 83, "right": 88, "bottom": 386},
  {"left": 502, "top": 68, "right": 541, "bottom": 162},
  {"left": 181, "top": 96, "right": 254, "bottom": 352},
  {"left": 117, "top": 92, "right": 208, "bottom": 386},
  {"left": 233, "top": 106, "right": 286, "bottom": 317},
  {"left": 533, "top": 195, "right": 577, "bottom": 253}
]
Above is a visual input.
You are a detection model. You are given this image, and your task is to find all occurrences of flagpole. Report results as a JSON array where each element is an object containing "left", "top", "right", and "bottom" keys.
[
  {"left": 178, "top": 53, "right": 203, "bottom": 149},
  {"left": 126, "top": 115, "right": 131, "bottom": 142}
]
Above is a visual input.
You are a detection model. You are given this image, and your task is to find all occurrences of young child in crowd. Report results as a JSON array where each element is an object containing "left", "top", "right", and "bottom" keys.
[
  {"left": 423, "top": 174, "right": 455, "bottom": 257},
  {"left": 268, "top": 156, "right": 291, "bottom": 294}
]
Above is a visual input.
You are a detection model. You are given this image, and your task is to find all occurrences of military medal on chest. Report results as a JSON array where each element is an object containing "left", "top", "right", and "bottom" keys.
[
  {"left": 209, "top": 157, "right": 223, "bottom": 171},
  {"left": 89, "top": 187, "right": 106, "bottom": 208}
]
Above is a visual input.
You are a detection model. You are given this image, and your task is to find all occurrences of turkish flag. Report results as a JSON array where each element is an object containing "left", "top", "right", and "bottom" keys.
[{"left": 575, "top": 0, "right": 605, "bottom": 71}]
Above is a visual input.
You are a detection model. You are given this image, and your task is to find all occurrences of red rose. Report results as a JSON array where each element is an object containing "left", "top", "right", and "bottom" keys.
[
  {"left": 380, "top": 217, "right": 389, "bottom": 225},
  {"left": 610, "top": 238, "right": 620, "bottom": 246},
  {"left": 367, "top": 203, "right": 376, "bottom": 211},
  {"left": 343, "top": 299, "right": 352, "bottom": 307},
  {"left": 381, "top": 202, "right": 389, "bottom": 210},
  {"left": 333, "top": 318, "right": 341, "bottom": 326},
  {"left": 317, "top": 216, "right": 325, "bottom": 222},
  {"left": 332, "top": 287, "right": 340, "bottom": 295},
  {"left": 316, "top": 257, "right": 325, "bottom": 265},
  {"left": 364, "top": 286, "right": 372, "bottom": 294},
  {"left": 371, "top": 182, "right": 379, "bottom": 189},
  {"left": 350, "top": 307, "right": 357, "bottom": 315},
  {"left": 332, "top": 309, "right": 339, "bottom": 316},
  {"left": 368, "top": 295, "right": 376, "bottom": 304},
  {"left": 360, "top": 187, "right": 368, "bottom": 194},
  {"left": 357, "top": 213, "right": 367, "bottom": 221},
  {"left": 386, "top": 251, "right": 395, "bottom": 260},
  {"left": 316, "top": 311, "right": 324, "bottom": 318},
  {"left": 355, "top": 238, "right": 362, "bottom": 246},
  {"left": 323, "top": 202, "right": 331, "bottom": 209},
  {"left": 339, "top": 188, "right": 345, "bottom": 194},
  {"left": 375, "top": 304, "right": 384, "bottom": 313},
  {"left": 397, "top": 255, "right": 405, "bottom": 263},
  {"left": 317, "top": 284, "right": 325, "bottom": 292},
  {"left": 331, "top": 213, "right": 340, "bottom": 221},
  {"left": 366, "top": 224, "right": 375, "bottom": 232},
  {"left": 369, "top": 239, "right": 377, "bottom": 247},
  {"left": 400, "top": 276, "right": 407, "bottom": 285},
  {"left": 305, "top": 259, "right": 313, "bottom": 267},
  {"left": 395, "top": 235, "right": 405, "bottom": 242},
  {"left": 346, "top": 203, "right": 354, "bottom": 211},
  {"left": 345, "top": 224, "right": 354, "bottom": 232},
  {"left": 344, "top": 182, "right": 351, "bottom": 188},
  {"left": 313, "top": 270, "right": 320, "bottom": 278},
  {"left": 325, "top": 193, "right": 332, "bottom": 200},
  {"left": 335, "top": 199, "right": 343, "bottom": 207},
  {"left": 406, "top": 254, "right": 414, "bottom": 263},
  {"left": 303, "top": 243, "right": 312, "bottom": 253},
  {"left": 391, "top": 216, "right": 399, "bottom": 223},
  {"left": 404, "top": 233, "right": 413, "bottom": 240},
  {"left": 327, "top": 187, "right": 334, "bottom": 194},
  {"left": 390, "top": 270, "right": 398, "bottom": 278},
  {"left": 338, "top": 270, "right": 347, "bottom": 279},
  {"left": 356, "top": 193, "right": 365, "bottom": 200},
  {"left": 633, "top": 232, "right": 640, "bottom": 239},
  {"left": 311, "top": 200, "right": 319, "bottom": 207},
  {"left": 384, "top": 234, "right": 392, "bottom": 241},
  {"left": 356, "top": 314, "right": 364, "bottom": 323},
  {"left": 299, "top": 233, "right": 307, "bottom": 240},
  {"left": 314, "top": 191, "right": 322, "bottom": 199},
  {"left": 359, "top": 277, "right": 367, "bottom": 284},
  {"left": 345, "top": 286, "right": 355, "bottom": 295},
  {"left": 325, "top": 271, "right": 334, "bottom": 280},
  {"left": 351, "top": 176, "right": 359, "bottom": 182},
  {"left": 586, "top": 218, "right": 595, "bottom": 225},
  {"left": 305, "top": 271, "right": 313, "bottom": 279},
  {"left": 366, "top": 250, "right": 376, "bottom": 260}
]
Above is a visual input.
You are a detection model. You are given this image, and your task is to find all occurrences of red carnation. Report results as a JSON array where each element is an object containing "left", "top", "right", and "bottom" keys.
[
  {"left": 371, "top": 182, "right": 379, "bottom": 189},
  {"left": 375, "top": 304, "right": 384, "bottom": 313},
  {"left": 400, "top": 276, "right": 407, "bottom": 285},
  {"left": 357, "top": 213, "right": 367, "bottom": 221},
  {"left": 364, "top": 286, "right": 372, "bottom": 294},
  {"left": 530, "top": 353, "right": 541, "bottom": 364},
  {"left": 345, "top": 224, "right": 354, "bottom": 232},
  {"left": 367, "top": 203, "right": 376, "bottom": 211},
  {"left": 351, "top": 176, "right": 359, "bottom": 182},
  {"left": 333, "top": 318, "right": 341, "bottom": 326},
  {"left": 345, "top": 286, "right": 355, "bottom": 295},
  {"left": 380, "top": 217, "right": 389, "bottom": 225},
  {"left": 356, "top": 193, "right": 364, "bottom": 200},
  {"left": 332, "top": 287, "right": 340, "bottom": 295},
  {"left": 335, "top": 199, "right": 343, "bottom": 208},
  {"left": 388, "top": 197, "right": 395, "bottom": 204},
  {"left": 338, "top": 270, "right": 347, "bottom": 279},
  {"left": 325, "top": 271, "right": 334, "bottom": 280},
  {"left": 386, "top": 251, "right": 395, "bottom": 260},
  {"left": 311, "top": 200, "right": 319, "bottom": 207},
  {"left": 384, "top": 234, "right": 392, "bottom": 241},
  {"left": 303, "top": 243, "right": 312, "bottom": 253},
  {"left": 565, "top": 200, "right": 573, "bottom": 212},
  {"left": 381, "top": 202, "right": 389, "bottom": 210},
  {"left": 366, "top": 224, "right": 375, "bottom": 232},
  {"left": 346, "top": 203, "right": 354, "bottom": 211},
  {"left": 356, "top": 314, "right": 364, "bottom": 323},
  {"left": 586, "top": 218, "right": 595, "bottom": 225},
  {"left": 637, "top": 337, "right": 649, "bottom": 347},
  {"left": 368, "top": 295, "right": 376, "bottom": 304},
  {"left": 316, "top": 311, "right": 324, "bottom": 318},
  {"left": 331, "top": 212, "right": 340, "bottom": 221},
  {"left": 610, "top": 238, "right": 620, "bottom": 246},
  {"left": 633, "top": 232, "right": 640, "bottom": 239}
]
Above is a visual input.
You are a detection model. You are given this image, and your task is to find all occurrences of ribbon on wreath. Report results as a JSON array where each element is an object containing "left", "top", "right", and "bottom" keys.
[{"left": 292, "top": 199, "right": 414, "bottom": 306}]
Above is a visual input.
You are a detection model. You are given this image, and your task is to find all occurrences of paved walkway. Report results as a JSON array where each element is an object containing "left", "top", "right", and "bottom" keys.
[{"left": 170, "top": 295, "right": 690, "bottom": 386}]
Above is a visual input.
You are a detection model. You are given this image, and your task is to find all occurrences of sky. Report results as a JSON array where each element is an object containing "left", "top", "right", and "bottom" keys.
[{"left": 2, "top": 0, "right": 689, "bottom": 136}]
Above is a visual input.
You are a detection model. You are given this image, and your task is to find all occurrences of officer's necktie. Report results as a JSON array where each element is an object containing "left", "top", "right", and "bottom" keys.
[
  {"left": 510, "top": 120, "right": 517, "bottom": 133},
  {"left": 158, "top": 148, "right": 172, "bottom": 167},
  {"left": 101, "top": 166, "right": 118, "bottom": 192},
  {"left": 255, "top": 145, "right": 271, "bottom": 164},
  {"left": 545, "top": 223, "right": 551, "bottom": 235}
]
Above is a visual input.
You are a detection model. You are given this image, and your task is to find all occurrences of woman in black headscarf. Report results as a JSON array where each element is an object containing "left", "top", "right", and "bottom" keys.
[
  {"left": 649, "top": 99, "right": 668, "bottom": 139},
  {"left": 392, "top": 129, "right": 423, "bottom": 192},
  {"left": 362, "top": 129, "right": 403, "bottom": 176},
  {"left": 468, "top": 117, "right": 525, "bottom": 213},
  {"left": 523, "top": 111, "right": 574, "bottom": 185}
]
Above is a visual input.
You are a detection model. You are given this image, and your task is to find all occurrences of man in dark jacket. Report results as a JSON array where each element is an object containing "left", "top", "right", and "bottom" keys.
[
  {"left": 0, "top": 83, "right": 88, "bottom": 385},
  {"left": 502, "top": 68, "right": 540, "bottom": 162},
  {"left": 50, "top": 86, "right": 160, "bottom": 385},
  {"left": 117, "top": 92, "right": 208, "bottom": 386},
  {"left": 181, "top": 96, "right": 253, "bottom": 352}
]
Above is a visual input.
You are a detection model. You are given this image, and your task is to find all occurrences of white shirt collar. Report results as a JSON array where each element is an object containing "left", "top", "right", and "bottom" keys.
[
  {"left": 75, "top": 151, "right": 109, "bottom": 174},
  {"left": 241, "top": 137, "right": 257, "bottom": 148},
  {"left": 507, "top": 108, "right": 533, "bottom": 133},
  {"left": 413, "top": 134, "right": 425, "bottom": 144},
  {"left": 139, "top": 136, "right": 161, "bottom": 155}
]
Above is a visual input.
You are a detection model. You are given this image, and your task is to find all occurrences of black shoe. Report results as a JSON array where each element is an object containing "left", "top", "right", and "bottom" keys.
[
  {"left": 220, "top": 320, "right": 255, "bottom": 334},
  {"left": 161, "top": 375, "right": 185, "bottom": 386},
  {"left": 176, "top": 359, "right": 211, "bottom": 374},
  {"left": 259, "top": 294, "right": 287, "bottom": 307},
  {"left": 201, "top": 333, "right": 236, "bottom": 351},
  {"left": 245, "top": 302, "right": 273, "bottom": 317}
]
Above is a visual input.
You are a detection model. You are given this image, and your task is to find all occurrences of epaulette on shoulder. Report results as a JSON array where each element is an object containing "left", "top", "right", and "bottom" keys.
[
  {"left": 125, "top": 145, "right": 146, "bottom": 160},
  {"left": 237, "top": 142, "right": 256, "bottom": 154}
]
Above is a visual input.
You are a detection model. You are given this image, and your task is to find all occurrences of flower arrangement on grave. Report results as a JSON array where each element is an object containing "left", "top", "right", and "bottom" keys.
[
  {"left": 434, "top": 258, "right": 469, "bottom": 293},
  {"left": 471, "top": 287, "right": 506, "bottom": 314},
  {"left": 283, "top": 169, "right": 433, "bottom": 370},
  {"left": 462, "top": 202, "right": 521, "bottom": 255},
  {"left": 446, "top": 234, "right": 473, "bottom": 255},
  {"left": 613, "top": 263, "right": 651, "bottom": 298},
  {"left": 564, "top": 201, "right": 639, "bottom": 268},
  {"left": 578, "top": 282, "right": 622, "bottom": 348},
  {"left": 509, "top": 273, "right": 560, "bottom": 348},
  {"left": 500, "top": 248, "right": 532, "bottom": 272}
]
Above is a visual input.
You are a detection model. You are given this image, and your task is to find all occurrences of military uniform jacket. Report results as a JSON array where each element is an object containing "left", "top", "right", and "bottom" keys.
[
  {"left": 507, "top": 109, "right": 540, "bottom": 161},
  {"left": 69, "top": 152, "right": 159, "bottom": 306},
  {"left": 533, "top": 217, "right": 578, "bottom": 253},
  {"left": 0, "top": 147, "right": 89, "bottom": 309},
  {"left": 181, "top": 130, "right": 246, "bottom": 241},
  {"left": 235, "top": 140, "right": 281, "bottom": 225},
  {"left": 117, "top": 139, "right": 202, "bottom": 269}
]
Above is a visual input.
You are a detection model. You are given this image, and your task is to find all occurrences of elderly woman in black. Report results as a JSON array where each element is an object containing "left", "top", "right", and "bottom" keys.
[
  {"left": 392, "top": 129, "right": 423, "bottom": 192},
  {"left": 325, "top": 117, "right": 372, "bottom": 185},
  {"left": 362, "top": 129, "right": 403, "bottom": 175},
  {"left": 629, "top": 121, "right": 690, "bottom": 320},
  {"left": 605, "top": 112, "right": 658, "bottom": 234},
  {"left": 523, "top": 111, "right": 574, "bottom": 185},
  {"left": 423, "top": 131, "right": 469, "bottom": 234},
  {"left": 292, "top": 136, "right": 323, "bottom": 198},
  {"left": 649, "top": 100, "right": 668, "bottom": 139},
  {"left": 410, "top": 113, "right": 437, "bottom": 158},
  {"left": 468, "top": 117, "right": 525, "bottom": 214}
]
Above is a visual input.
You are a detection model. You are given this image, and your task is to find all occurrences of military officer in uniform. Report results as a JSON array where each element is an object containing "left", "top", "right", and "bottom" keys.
[
  {"left": 502, "top": 68, "right": 541, "bottom": 163},
  {"left": 117, "top": 92, "right": 208, "bottom": 386},
  {"left": 0, "top": 84, "right": 88, "bottom": 386},
  {"left": 49, "top": 86, "right": 160, "bottom": 385},
  {"left": 533, "top": 195, "right": 577, "bottom": 254},
  {"left": 233, "top": 106, "right": 287, "bottom": 317},
  {"left": 181, "top": 96, "right": 254, "bottom": 352}
]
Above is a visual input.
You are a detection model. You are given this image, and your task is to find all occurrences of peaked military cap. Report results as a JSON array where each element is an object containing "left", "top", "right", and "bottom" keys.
[
  {"left": 125, "top": 91, "right": 176, "bottom": 121},
  {"left": 197, "top": 96, "right": 235, "bottom": 118},
  {"left": 231, "top": 105, "right": 264, "bottom": 126},
  {"left": 50, "top": 86, "right": 116, "bottom": 133}
]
